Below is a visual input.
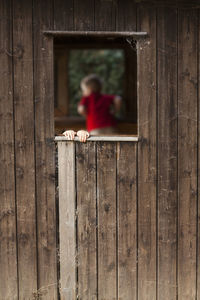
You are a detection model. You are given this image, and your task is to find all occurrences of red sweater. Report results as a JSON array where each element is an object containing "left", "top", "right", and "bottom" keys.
[{"left": 79, "top": 92, "right": 117, "bottom": 131}]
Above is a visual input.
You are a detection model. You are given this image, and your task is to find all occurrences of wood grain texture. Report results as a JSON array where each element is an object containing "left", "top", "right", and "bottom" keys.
[
  {"left": 117, "top": 142, "right": 137, "bottom": 299},
  {"left": 198, "top": 9, "right": 200, "bottom": 300},
  {"left": 76, "top": 142, "right": 97, "bottom": 300},
  {"left": 0, "top": 1, "right": 18, "bottom": 299},
  {"left": 94, "top": 0, "right": 116, "bottom": 31},
  {"left": 157, "top": 7, "right": 178, "bottom": 300},
  {"left": 116, "top": 0, "right": 137, "bottom": 31},
  {"left": 137, "top": 6, "right": 157, "bottom": 300},
  {"left": 74, "top": 0, "right": 95, "bottom": 31},
  {"left": 178, "top": 9, "right": 198, "bottom": 300},
  {"left": 33, "top": 0, "right": 58, "bottom": 298},
  {"left": 97, "top": 142, "right": 117, "bottom": 300},
  {"left": 53, "top": 0, "right": 74, "bottom": 30},
  {"left": 13, "top": 0, "right": 37, "bottom": 298},
  {"left": 58, "top": 142, "right": 76, "bottom": 300}
]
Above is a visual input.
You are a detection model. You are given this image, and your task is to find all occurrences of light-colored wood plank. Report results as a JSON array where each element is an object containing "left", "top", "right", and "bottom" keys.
[
  {"left": 117, "top": 142, "right": 137, "bottom": 299},
  {"left": 137, "top": 6, "right": 157, "bottom": 300},
  {"left": 0, "top": 0, "right": 18, "bottom": 299},
  {"left": 58, "top": 142, "right": 76, "bottom": 300},
  {"left": 97, "top": 142, "right": 117, "bottom": 300},
  {"left": 76, "top": 142, "right": 97, "bottom": 299},
  {"left": 178, "top": 9, "right": 198, "bottom": 300},
  {"left": 55, "top": 136, "right": 139, "bottom": 142}
]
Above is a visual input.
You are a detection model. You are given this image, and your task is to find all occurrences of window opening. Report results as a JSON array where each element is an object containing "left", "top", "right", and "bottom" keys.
[{"left": 54, "top": 34, "right": 138, "bottom": 136}]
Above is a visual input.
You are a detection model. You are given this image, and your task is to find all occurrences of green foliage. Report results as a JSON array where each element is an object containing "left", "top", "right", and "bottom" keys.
[{"left": 68, "top": 49, "right": 125, "bottom": 115}]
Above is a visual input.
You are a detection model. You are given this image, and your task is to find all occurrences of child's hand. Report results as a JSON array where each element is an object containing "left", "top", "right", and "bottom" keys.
[
  {"left": 77, "top": 130, "right": 90, "bottom": 143},
  {"left": 62, "top": 130, "right": 76, "bottom": 140}
]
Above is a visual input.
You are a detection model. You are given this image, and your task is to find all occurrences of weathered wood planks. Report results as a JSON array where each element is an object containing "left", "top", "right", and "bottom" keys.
[
  {"left": 33, "top": 0, "right": 58, "bottom": 298},
  {"left": 0, "top": 1, "right": 18, "bottom": 299},
  {"left": 157, "top": 7, "right": 178, "bottom": 300},
  {"left": 13, "top": 0, "right": 37, "bottom": 298},
  {"left": 94, "top": 0, "right": 116, "bottom": 31},
  {"left": 117, "top": 142, "right": 137, "bottom": 299},
  {"left": 178, "top": 9, "right": 198, "bottom": 300},
  {"left": 1, "top": 1, "right": 200, "bottom": 299},
  {"left": 58, "top": 142, "right": 76, "bottom": 300},
  {"left": 198, "top": 9, "right": 200, "bottom": 300},
  {"left": 76, "top": 142, "right": 97, "bottom": 300},
  {"left": 97, "top": 142, "right": 117, "bottom": 300},
  {"left": 137, "top": 5, "right": 157, "bottom": 300},
  {"left": 74, "top": 0, "right": 95, "bottom": 31},
  {"left": 54, "top": 0, "right": 74, "bottom": 31}
]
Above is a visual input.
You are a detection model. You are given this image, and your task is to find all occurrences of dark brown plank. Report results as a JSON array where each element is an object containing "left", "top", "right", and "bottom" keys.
[
  {"left": 33, "top": 0, "right": 58, "bottom": 298},
  {"left": 54, "top": 0, "right": 74, "bottom": 30},
  {"left": 178, "top": 9, "right": 198, "bottom": 300},
  {"left": 0, "top": 1, "right": 18, "bottom": 299},
  {"left": 198, "top": 9, "right": 200, "bottom": 300},
  {"left": 117, "top": 142, "right": 137, "bottom": 299},
  {"left": 157, "top": 7, "right": 178, "bottom": 300},
  {"left": 97, "top": 142, "right": 117, "bottom": 300},
  {"left": 13, "top": 0, "right": 37, "bottom": 298},
  {"left": 137, "top": 6, "right": 157, "bottom": 300},
  {"left": 58, "top": 142, "right": 76, "bottom": 300},
  {"left": 76, "top": 142, "right": 97, "bottom": 300},
  {"left": 74, "top": 0, "right": 95, "bottom": 30},
  {"left": 116, "top": 0, "right": 137, "bottom": 31},
  {"left": 94, "top": 0, "right": 116, "bottom": 31}
]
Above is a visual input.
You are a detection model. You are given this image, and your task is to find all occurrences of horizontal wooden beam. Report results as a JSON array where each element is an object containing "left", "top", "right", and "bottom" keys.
[
  {"left": 55, "top": 135, "right": 139, "bottom": 142},
  {"left": 43, "top": 30, "right": 148, "bottom": 38}
]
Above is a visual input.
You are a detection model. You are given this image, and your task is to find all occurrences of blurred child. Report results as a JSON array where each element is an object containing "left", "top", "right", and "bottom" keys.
[{"left": 77, "top": 74, "right": 122, "bottom": 135}]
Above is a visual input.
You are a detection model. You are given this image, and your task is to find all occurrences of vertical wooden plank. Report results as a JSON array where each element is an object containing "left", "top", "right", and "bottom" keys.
[
  {"left": 74, "top": 0, "right": 95, "bottom": 31},
  {"left": 33, "top": 0, "right": 58, "bottom": 298},
  {"left": 137, "top": 6, "right": 157, "bottom": 300},
  {"left": 0, "top": 1, "right": 18, "bottom": 299},
  {"left": 97, "top": 142, "right": 117, "bottom": 300},
  {"left": 116, "top": 0, "right": 136, "bottom": 31},
  {"left": 54, "top": 0, "right": 74, "bottom": 30},
  {"left": 76, "top": 142, "right": 97, "bottom": 300},
  {"left": 58, "top": 142, "right": 76, "bottom": 300},
  {"left": 117, "top": 142, "right": 137, "bottom": 299},
  {"left": 13, "top": 0, "right": 37, "bottom": 298},
  {"left": 94, "top": 0, "right": 116, "bottom": 31},
  {"left": 178, "top": 9, "right": 198, "bottom": 300},
  {"left": 196, "top": 9, "right": 200, "bottom": 300},
  {"left": 198, "top": 9, "right": 200, "bottom": 300},
  {"left": 157, "top": 7, "right": 178, "bottom": 300}
]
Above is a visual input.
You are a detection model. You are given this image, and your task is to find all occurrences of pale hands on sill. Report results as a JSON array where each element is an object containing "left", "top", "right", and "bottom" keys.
[
  {"left": 77, "top": 130, "right": 90, "bottom": 143},
  {"left": 62, "top": 129, "right": 90, "bottom": 143},
  {"left": 62, "top": 130, "right": 76, "bottom": 140}
]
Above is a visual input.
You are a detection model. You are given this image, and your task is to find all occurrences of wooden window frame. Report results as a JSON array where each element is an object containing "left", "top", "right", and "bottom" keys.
[{"left": 43, "top": 31, "right": 148, "bottom": 137}]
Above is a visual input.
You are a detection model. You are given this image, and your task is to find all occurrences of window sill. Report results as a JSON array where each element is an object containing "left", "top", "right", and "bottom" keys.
[{"left": 55, "top": 135, "right": 139, "bottom": 142}]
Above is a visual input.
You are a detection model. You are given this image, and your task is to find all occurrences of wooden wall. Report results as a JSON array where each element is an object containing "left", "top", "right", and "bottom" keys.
[
  {"left": 0, "top": 0, "right": 200, "bottom": 299},
  {"left": 58, "top": 140, "right": 138, "bottom": 300}
]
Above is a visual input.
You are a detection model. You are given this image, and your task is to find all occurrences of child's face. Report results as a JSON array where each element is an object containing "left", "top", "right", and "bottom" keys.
[{"left": 81, "top": 84, "right": 92, "bottom": 96}]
